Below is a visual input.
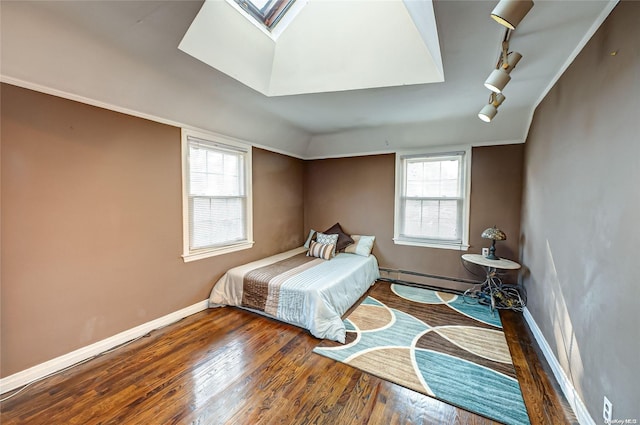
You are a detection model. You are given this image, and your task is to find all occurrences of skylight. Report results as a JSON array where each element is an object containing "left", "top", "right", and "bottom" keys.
[
  {"left": 232, "top": 0, "right": 296, "bottom": 31},
  {"left": 180, "top": 0, "right": 444, "bottom": 96}
]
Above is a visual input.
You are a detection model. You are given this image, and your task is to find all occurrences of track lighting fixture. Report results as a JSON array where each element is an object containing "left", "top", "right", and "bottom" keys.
[
  {"left": 478, "top": 93, "right": 505, "bottom": 123},
  {"left": 491, "top": 0, "right": 534, "bottom": 30},
  {"left": 478, "top": 1, "right": 532, "bottom": 123}
]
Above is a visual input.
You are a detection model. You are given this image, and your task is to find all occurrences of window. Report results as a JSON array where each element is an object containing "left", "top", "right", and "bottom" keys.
[
  {"left": 394, "top": 147, "right": 471, "bottom": 250},
  {"left": 182, "top": 129, "right": 253, "bottom": 262}
]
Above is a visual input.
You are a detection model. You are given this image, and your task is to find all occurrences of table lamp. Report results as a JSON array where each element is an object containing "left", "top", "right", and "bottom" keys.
[{"left": 481, "top": 226, "right": 506, "bottom": 260}]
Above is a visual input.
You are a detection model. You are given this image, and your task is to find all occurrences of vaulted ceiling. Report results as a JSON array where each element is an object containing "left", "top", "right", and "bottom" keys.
[{"left": 0, "top": 0, "right": 617, "bottom": 159}]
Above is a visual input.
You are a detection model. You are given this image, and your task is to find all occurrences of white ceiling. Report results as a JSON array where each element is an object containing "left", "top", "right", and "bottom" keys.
[
  {"left": 0, "top": 0, "right": 617, "bottom": 159},
  {"left": 179, "top": 0, "right": 444, "bottom": 96}
]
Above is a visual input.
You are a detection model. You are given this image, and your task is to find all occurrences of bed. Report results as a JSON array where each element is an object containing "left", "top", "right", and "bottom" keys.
[{"left": 208, "top": 246, "right": 380, "bottom": 343}]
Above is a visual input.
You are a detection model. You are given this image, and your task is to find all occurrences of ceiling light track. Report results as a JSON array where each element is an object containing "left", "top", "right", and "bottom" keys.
[{"left": 478, "top": 0, "right": 533, "bottom": 123}]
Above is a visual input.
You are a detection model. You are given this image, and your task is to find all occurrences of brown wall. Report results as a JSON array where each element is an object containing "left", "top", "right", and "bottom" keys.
[
  {"left": 0, "top": 84, "right": 304, "bottom": 376},
  {"left": 520, "top": 1, "right": 639, "bottom": 419},
  {"left": 0, "top": 82, "right": 524, "bottom": 377},
  {"left": 304, "top": 145, "right": 524, "bottom": 288}
]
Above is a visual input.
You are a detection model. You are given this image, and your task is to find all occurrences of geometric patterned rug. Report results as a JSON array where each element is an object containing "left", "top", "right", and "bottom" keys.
[{"left": 313, "top": 282, "right": 531, "bottom": 425}]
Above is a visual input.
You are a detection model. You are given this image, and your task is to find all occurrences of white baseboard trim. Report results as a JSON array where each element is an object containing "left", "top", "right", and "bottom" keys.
[
  {"left": 0, "top": 299, "right": 209, "bottom": 395},
  {"left": 522, "top": 307, "right": 595, "bottom": 425}
]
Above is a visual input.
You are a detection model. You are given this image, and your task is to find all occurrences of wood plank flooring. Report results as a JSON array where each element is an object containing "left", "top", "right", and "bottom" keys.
[{"left": 1, "top": 282, "right": 577, "bottom": 425}]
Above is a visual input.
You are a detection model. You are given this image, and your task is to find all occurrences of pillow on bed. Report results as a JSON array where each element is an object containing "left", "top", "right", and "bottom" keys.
[
  {"left": 322, "top": 223, "right": 354, "bottom": 252},
  {"left": 307, "top": 240, "right": 334, "bottom": 260},
  {"left": 303, "top": 229, "right": 317, "bottom": 249},
  {"left": 315, "top": 232, "right": 339, "bottom": 256},
  {"left": 344, "top": 235, "right": 376, "bottom": 257}
]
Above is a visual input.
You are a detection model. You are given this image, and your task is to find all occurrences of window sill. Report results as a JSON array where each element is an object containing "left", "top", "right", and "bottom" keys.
[
  {"left": 393, "top": 238, "right": 469, "bottom": 251},
  {"left": 182, "top": 241, "right": 255, "bottom": 262}
]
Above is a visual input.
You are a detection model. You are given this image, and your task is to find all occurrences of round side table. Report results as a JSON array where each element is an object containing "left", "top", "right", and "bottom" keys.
[{"left": 461, "top": 254, "right": 523, "bottom": 311}]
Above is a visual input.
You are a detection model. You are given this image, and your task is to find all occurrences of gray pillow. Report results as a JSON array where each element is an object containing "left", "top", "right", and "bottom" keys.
[{"left": 315, "top": 232, "right": 339, "bottom": 257}]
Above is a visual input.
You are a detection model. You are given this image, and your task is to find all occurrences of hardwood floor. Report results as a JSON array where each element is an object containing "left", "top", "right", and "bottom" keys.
[{"left": 1, "top": 282, "right": 577, "bottom": 425}]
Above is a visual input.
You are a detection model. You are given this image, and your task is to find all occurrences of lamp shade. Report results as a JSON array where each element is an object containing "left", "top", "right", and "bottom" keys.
[
  {"left": 484, "top": 68, "right": 511, "bottom": 93},
  {"left": 491, "top": 0, "right": 534, "bottom": 30},
  {"left": 478, "top": 104, "right": 497, "bottom": 122},
  {"left": 481, "top": 226, "right": 507, "bottom": 241},
  {"left": 478, "top": 93, "right": 505, "bottom": 123}
]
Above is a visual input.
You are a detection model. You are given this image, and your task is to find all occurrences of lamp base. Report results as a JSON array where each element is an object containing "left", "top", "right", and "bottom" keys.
[{"left": 485, "top": 241, "right": 499, "bottom": 260}]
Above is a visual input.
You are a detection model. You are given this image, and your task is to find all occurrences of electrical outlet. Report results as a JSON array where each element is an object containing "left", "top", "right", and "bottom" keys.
[{"left": 603, "top": 396, "right": 612, "bottom": 423}]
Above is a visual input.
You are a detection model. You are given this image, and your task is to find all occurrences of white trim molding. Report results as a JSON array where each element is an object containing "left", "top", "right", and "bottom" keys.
[
  {"left": 0, "top": 75, "right": 307, "bottom": 160},
  {"left": 393, "top": 145, "right": 472, "bottom": 251},
  {"left": 522, "top": 307, "right": 595, "bottom": 425},
  {"left": 181, "top": 128, "right": 254, "bottom": 262},
  {"left": 0, "top": 300, "right": 209, "bottom": 395}
]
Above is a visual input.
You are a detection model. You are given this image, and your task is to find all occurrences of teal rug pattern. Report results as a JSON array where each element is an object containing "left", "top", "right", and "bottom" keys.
[{"left": 314, "top": 283, "right": 530, "bottom": 425}]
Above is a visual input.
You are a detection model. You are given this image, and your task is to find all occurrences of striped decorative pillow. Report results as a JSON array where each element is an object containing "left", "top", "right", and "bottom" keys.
[{"left": 307, "top": 240, "right": 334, "bottom": 260}]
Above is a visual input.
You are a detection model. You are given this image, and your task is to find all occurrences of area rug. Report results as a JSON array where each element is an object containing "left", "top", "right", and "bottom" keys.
[{"left": 313, "top": 282, "right": 531, "bottom": 425}]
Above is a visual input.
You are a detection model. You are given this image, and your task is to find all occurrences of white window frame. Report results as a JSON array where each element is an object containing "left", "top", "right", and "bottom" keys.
[
  {"left": 393, "top": 146, "right": 472, "bottom": 251},
  {"left": 181, "top": 128, "right": 254, "bottom": 262}
]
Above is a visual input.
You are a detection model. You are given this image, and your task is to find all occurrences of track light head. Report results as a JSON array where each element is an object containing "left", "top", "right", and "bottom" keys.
[
  {"left": 491, "top": 0, "right": 534, "bottom": 30},
  {"left": 478, "top": 93, "right": 505, "bottom": 123},
  {"left": 478, "top": 104, "right": 497, "bottom": 122},
  {"left": 484, "top": 51, "right": 522, "bottom": 93},
  {"left": 484, "top": 68, "right": 510, "bottom": 93}
]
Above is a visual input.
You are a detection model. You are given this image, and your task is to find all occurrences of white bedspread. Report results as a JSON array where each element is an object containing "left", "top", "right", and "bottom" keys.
[{"left": 209, "top": 247, "right": 380, "bottom": 343}]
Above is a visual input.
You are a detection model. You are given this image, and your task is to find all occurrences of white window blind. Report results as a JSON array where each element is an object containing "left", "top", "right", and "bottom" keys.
[
  {"left": 395, "top": 149, "right": 471, "bottom": 250},
  {"left": 182, "top": 131, "right": 253, "bottom": 261}
]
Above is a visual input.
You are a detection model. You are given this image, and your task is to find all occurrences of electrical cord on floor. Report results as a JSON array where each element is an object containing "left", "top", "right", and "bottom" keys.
[
  {"left": 463, "top": 282, "right": 527, "bottom": 312},
  {"left": 496, "top": 285, "right": 527, "bottom": 311}
]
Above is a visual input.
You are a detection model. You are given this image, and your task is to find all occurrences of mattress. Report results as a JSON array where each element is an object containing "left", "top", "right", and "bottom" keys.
[{"left": 209, "top": 247, "right": 380, "bottom": 342}]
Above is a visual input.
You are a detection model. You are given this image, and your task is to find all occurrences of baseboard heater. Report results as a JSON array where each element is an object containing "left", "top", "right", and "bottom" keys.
[{"left": 378, "top": 267, "right": 482, "bottom": 295}]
